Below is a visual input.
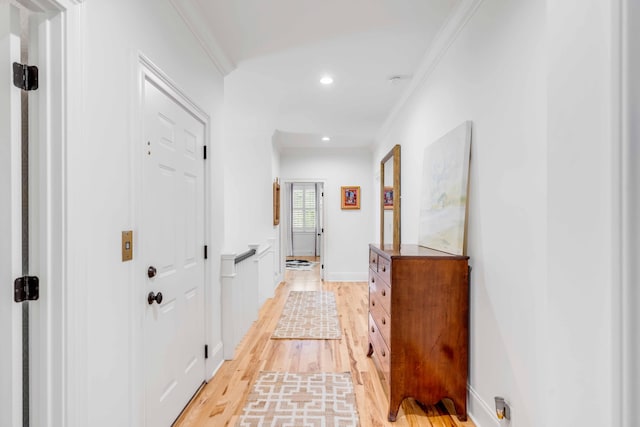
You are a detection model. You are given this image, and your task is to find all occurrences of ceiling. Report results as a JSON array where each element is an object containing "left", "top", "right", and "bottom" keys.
[{"left": 173, "top": 0, "right": 464, "bottom": 149}]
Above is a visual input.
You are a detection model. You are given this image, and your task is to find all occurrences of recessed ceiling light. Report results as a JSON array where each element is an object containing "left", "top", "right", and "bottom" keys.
[
  {"left": 322, "top": 136, "right": 331, "bottom": 142},
  {"left": 320, "top": 75, "right": 334, "bottom": 85}
]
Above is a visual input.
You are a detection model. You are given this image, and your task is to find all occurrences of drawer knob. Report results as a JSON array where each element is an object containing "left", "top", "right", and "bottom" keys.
[
  {"left": 382, "top": 266, "right": 386, "bottom": 272},
  {"left": 382, "top": 318, "right": 386, "bottom": 325},
  {"left": 382, "top": 289, "right": 386, "bottom": 297},
  {"left": 372, "top": 300, "right": 375, "bottom": 306},
  {"left": 381, "top": 349, "right": 386, "bottom": 357},
  {"left": 371, "top": 326, "right": 375, "bottom": 333}
]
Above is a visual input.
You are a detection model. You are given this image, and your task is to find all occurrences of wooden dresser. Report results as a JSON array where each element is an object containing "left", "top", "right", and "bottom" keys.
[{"left": 367, "top": 244, "right": 470, "bottom": 422}]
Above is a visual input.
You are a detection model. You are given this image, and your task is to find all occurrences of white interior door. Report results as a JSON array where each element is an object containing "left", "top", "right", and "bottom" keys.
[
  {"left": 142, "top": 77, "right": 206, "bottom": 426},
  {"left": 0, "top": 5, "right": 23, "bottom": 427},
  {"left": 317, "top": 183, "right": 324, "bottom": 280}
]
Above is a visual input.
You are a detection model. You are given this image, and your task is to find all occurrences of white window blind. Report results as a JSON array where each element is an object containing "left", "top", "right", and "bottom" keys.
[{"left": 292, "top": 183, "right": 316, "bottom": 232}]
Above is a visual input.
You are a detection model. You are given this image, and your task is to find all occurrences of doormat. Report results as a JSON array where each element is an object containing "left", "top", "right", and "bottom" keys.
[
  {"left": 272, "top": 291, "right": 341, "bottom": 339},
  {"left": 236, "top": 372, "right": 360, "bottom": 427},
  {"left": 285, "top": 259, "right": 317, "bottom": 270}
]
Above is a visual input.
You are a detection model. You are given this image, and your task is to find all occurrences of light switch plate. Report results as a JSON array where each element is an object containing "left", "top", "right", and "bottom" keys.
[{"left": 122, "top": 230, "right": 133, "bottom": 262}]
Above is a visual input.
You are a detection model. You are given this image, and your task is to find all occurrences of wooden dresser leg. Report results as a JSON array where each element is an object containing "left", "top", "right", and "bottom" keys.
[
  {"left": 452, "top": 396, "right": 467, "bottom": 422},
  {"left": 388, "top": 395, "right": 402, "bottom": 422},
  {"left": 367, "top": 343, "right": 374, "bottom": 357},
  {"left": 456, "top": 413, "right": 468, "bottom": 422}
]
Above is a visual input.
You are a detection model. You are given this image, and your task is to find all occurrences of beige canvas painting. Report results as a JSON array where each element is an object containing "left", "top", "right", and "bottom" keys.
[{"left": 418, "top": 121, "right": 472, "bottom": 255}]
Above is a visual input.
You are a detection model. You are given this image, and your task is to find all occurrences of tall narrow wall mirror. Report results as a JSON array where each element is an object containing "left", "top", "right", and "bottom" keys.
[{"left": 380, "top": 145, "right": 401, "bottom": 249}]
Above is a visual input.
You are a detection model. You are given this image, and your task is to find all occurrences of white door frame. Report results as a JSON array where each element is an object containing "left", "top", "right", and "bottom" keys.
[
  {"left": 621, "top": 0, "right": 638, "bottom": 425},
  {"left": 132, "top": 53, "right": 212, "bottom": 426},
  {"left": 0, "top": 1, "right": 83, "bottom": 427},
  {"left": 0, "top": 5, "right": 24, "bottom": 426},
  {"left": 281, "top": 179, "right": 326, "bottom": 279}
]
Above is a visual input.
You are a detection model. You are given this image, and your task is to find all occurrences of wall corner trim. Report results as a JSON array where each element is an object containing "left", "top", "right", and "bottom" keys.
[
  {"left": 376, "top": 0, "right": 484, "bottom": 143},
  {"left": 467, "top": 384, "right": 500, "bottom": 427}
]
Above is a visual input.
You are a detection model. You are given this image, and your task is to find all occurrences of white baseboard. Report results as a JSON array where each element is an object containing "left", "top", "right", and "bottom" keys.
[
  {"left": 468, "top": 384, "right": 500, "bottom": 427},
  {"left": 325, "top": 272, "right": 368, "bottom": 282},
  {"left": 206, "top": 341, "right": 224, "bottom": 380}
]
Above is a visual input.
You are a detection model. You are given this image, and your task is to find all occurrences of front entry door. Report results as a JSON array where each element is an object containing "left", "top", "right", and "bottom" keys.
[{"left": 142, "top": 77, "right": 206, "bottom": 426}]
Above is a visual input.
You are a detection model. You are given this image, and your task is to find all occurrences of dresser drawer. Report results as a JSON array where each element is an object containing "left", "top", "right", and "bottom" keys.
[
  {"left": 369, "top": 250, "right": 379, "bottom": 272},
  {"left": 369, "top": 293, "right": 391, "bottom": 344},
  {"left": 378, "top": 255, "right": 391, "bottom": 284},
  {"left": 368, "top": 313, "right": 390, "bottom": 384},
  {"left": 369, "top": 272, "right": 391, "bottom": 314}
]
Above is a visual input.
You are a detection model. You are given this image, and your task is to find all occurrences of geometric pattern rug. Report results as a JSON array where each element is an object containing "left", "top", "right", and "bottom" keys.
[
  {"left": 236, "top": 372, "right": 360, "bottom": 426},
  {"left": 271, "top": 291, "right": 341, "bottom": 340}
]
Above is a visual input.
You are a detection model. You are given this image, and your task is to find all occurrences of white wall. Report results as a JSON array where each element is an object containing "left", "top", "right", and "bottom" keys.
[
  {"left": 65, "top": 1, "right": 225, "bottom": 425},
  {"left": 280, "top": 148, "right": 373, "bottom": 281},
  {"left": 546, "top": 1, "right": 619, "bottom": 426},
  {"left": 271, "top": 139, "right": 284, "bottom": 284},
  {"left": 222, "top": 70, "right": 283, "bottom": 254},
  {"left": 374, "top": 1, "right": 623, "bottom": 426}
]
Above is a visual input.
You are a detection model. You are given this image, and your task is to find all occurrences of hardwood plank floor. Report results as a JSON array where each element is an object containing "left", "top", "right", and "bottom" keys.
[{"left": 174, "top": 259, "right": 476, "bottom": 427}]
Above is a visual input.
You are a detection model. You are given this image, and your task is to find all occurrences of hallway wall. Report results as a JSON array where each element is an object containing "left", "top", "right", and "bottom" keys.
[
  {"left": 64, "top": 1, "right": 225, "bottom": 425},
  {"left": 374, "top": 0, "right": 621, "bottom": 426},
  {"left": 280, "top": 148, "right": 373, "bottom": 281},
  {"left": 222, "top": 69, "right": 282, "bottom": 255}
]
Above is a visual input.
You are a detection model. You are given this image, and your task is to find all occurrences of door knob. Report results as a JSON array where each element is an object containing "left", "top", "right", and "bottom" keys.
[
  {"left": 147, "top": 291, "right": 163, "bottom": 305},
  {"left": 147, "top": 266, "right": 157, "bottom": 278}
]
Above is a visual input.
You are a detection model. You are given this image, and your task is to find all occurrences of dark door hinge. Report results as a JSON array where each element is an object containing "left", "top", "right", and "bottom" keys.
[
  {"left": 14, "top": 276, "right": 39, "bottom": 302},
  {"left": 321, "top": 264, "right": 324, "bottom": 269},
  {"left": 204, "top": 245, "right": 208, "bottom": 259},
  {"left": 204, "top": 344, "right": 209, "bottom": 359},
  {"left": 203, "top": 146, "right": 207, "bottom": 160},
  {"left": 13, "top": 62, "right": 38, "bottom": 91}
]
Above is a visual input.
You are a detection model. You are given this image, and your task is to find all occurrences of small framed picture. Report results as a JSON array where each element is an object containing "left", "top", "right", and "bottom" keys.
[
  {"left": 273, "top": 178, "right": 280, "bottom": 225},
  {"left": 341, "top": 186, "right": 360, "bottom": 210},
  {"left": 383, "top": 186, "right": 393, "bottom": 210}
]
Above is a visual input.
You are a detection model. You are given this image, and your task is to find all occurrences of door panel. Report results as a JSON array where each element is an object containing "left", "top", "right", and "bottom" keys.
[
  {"left": 292, "top": 232, "right": 315, "bottom": 256},
  {"left": 142, "top": 78, "right": 205, "bottom": 426}
]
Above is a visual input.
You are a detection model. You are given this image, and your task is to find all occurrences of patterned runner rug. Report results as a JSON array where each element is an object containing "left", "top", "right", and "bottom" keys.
[
  {"left": 236, "top": 372, "right": 360, "bottom": 427},
  {"left": 272, "top": 291, "right": 341, "bottom": 340}
]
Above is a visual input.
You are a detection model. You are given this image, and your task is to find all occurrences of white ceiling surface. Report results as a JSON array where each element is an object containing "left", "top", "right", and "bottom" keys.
[{"left": 179, "top": 0, "right": 462, "bottom": 149}]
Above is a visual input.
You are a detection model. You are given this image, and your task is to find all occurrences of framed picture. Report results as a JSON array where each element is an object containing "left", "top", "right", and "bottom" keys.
[
  {"left": 383, "top": 186, "right": 393, "bottom": 210},
  {"left": 341, "top": 186, "right": 360, "bottom": 210},
  {"left": 273, "top": 178, "right": 280, "bottom": 225}
]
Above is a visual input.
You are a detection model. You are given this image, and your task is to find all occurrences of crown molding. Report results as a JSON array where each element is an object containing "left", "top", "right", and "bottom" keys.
[
  {"left": 17, "top": 0, "right": 82, "bottom": 12},
  {"left": 376, "top": 0, "right": 484, "bottom": 143},
  {"left": 168, "top": 0, "right": 236, "bottom": 76}
]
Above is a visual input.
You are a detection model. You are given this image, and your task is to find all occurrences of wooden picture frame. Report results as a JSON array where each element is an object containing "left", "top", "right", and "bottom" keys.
[
  {"left": 383, "top": 186, "right": 393, "bottom": 210},
  {"left": 341, "top": 186, "right": 360, "bottom": 210},
  {"left": 273, "top": 178, "right": 280, "bottom": 225}
]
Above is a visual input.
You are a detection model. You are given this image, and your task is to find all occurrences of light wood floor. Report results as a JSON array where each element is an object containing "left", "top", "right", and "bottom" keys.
[{"left": 174, "top": 258, "right": 475, "bottom": 427}]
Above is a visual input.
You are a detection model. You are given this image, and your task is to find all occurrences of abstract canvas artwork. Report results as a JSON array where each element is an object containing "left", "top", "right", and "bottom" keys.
[{"left": 418, "top": 121, "right": 472, "bottom": 255}]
